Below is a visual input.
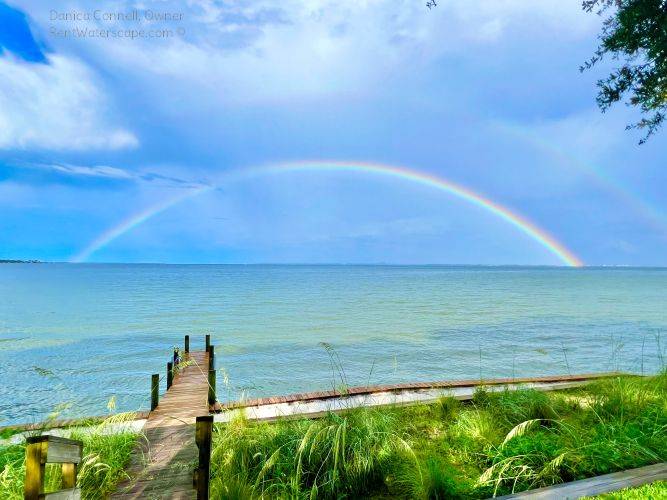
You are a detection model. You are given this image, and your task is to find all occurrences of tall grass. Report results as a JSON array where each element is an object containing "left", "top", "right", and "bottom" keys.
[
  {"left": 209, "top": 372, "right": 667, "bottom": 499},
  {"left": 210, "top": 408, "right": 418, "bottom": 498},
  {"left": 0, "top": 412, "right": 140, "bottom": 499}
]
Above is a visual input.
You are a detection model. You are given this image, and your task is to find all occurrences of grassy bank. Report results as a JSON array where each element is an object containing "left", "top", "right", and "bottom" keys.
[
  {"left": 210, "top": 372, "right": 666, "bottom": 498},
  {"left": 0, "top": 414, "right": 139, "bottom": 499}
]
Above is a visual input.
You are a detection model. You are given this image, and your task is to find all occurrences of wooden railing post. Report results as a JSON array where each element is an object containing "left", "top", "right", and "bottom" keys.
[
  {"left": 173, "top": 348, "right": 179, "bottom": 366},
  {"left": 185, "top": 334, "right": 190, "bottom": 353},
  {"left": 62, "top": 462, "right": 77, "bottom": 489},
  {"left": 193, "top": 415, "right": 213, "bottom": 500},
  {"left": 151, "top": 373, "right": 159, "bottom": 411},
  {"left": 205, "top": 334, "right": 210, "bottom": 351},
  {"left": 167, "top": 362, "right": 173, "bottom": 389},
  {"left": 24, "top": 438, "right": 44, "bottom": 499},
  {"left": 208, "top": 369, "right": 216, "bottom": 405},
  {"left": 24, "top": 436, "right": 83, "bottom": 500},
  {"left": 208, "top": 345, "right": 215, "bottom": 371}
]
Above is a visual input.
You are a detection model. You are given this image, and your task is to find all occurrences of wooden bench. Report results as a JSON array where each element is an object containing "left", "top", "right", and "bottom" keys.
[{"left": 24, "top": 435, "right": 83, "bottom": 500}]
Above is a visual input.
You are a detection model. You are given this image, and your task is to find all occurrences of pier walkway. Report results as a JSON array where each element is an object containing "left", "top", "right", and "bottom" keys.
[{"left": 111, "top": 349, "right": 210, "bottom": 499}]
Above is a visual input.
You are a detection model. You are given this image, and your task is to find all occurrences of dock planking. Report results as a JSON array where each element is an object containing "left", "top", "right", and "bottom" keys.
[{"left": 111, "top": 349, "right": 210, "bottom": 500}]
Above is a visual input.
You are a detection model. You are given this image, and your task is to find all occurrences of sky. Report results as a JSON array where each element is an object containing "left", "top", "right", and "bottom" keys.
[{"left": 0, "top": 0, "right": 665, "bottom": 266}]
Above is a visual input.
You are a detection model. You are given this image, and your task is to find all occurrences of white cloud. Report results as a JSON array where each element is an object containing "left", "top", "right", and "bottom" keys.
[
  {"left": 36, "top": 163, "right": 134, "bottom": 179},
  {"left": 0, "top": 53, "right": 138, "bottom": 150},
  {"left": 11, "top": 161, "right": 209, "bottom": 188},
  {"left": 14, "top": 0, "right": 598, "bottom": 108}
]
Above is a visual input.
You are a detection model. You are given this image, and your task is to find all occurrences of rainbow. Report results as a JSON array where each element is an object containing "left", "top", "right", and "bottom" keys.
[
  {"left": 70, "top": 185, "right": 214, "bottom": 263},
  {"left": 495, "top": 122, "right": 667, "bottom": 238},
  {"left": 70, "top": 160, "right": 583, "bottom": 266}
]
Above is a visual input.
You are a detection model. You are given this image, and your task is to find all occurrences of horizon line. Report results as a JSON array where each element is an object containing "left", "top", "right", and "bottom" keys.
[{"left": 3, "top": 260, "right": 663, "bottom": 268}]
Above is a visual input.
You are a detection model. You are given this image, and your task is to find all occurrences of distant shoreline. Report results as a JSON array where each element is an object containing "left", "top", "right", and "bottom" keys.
[{"left": 0, "top": 259, "right": 42, "bottom": 263}]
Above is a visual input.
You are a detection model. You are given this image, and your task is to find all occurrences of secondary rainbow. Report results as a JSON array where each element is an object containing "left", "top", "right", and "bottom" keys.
[
  {"left": 495, "top": 121, "right": 667, "bottom": 238},
  {"left": 70, "top": 160, "right": 583, "bottom": 266}
]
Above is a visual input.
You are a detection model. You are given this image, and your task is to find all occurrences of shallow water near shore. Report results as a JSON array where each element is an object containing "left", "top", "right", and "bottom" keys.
[{"left": 0, "top": 263, "right": 665, "bottom": 426}]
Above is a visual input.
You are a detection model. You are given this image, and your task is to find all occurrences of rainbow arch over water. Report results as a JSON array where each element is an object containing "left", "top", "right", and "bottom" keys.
[{"left": 70, "top": 160, "right": 584, "bottom": 267}]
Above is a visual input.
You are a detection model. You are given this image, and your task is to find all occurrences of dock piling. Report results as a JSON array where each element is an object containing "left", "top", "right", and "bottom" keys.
[
  {"left": 193, "top": 415, "right": 213, "bottom": 500},
  {"left": 151, "top": 374, "right": 159, "bottom": 411},
  {"left": 208, "top": 345, "right": 215, "bottom": 371},
  {"left": 167, "top": 362, "right": 173, "bottom": 389},
  {"left": 208, "top": 369, "right": 216, "bottom": 405},
  {"left": 185, "top": 334, "right": 190, "bottom": 353},
  {"left": 205, "top": 334, "right": 210, "bottom": 351}
]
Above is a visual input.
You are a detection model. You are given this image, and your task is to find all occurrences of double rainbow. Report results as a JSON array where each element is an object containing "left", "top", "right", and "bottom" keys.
[{"left": 71, "top": 160, "right": 583, "bottom": 267}]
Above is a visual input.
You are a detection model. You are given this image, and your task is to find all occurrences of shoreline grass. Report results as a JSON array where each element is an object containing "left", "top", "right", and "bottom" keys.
[{"left": 209, "top": 372, "right": 666, "bottom": 498}]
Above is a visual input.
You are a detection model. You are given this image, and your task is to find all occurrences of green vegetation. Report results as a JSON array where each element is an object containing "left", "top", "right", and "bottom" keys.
[
  {"left": 591, "top": 480, "right": 667, "bottom": 499},
  {"left": 582, "top": 0, "right": 667, "bottom": 143},
  {"left": 210, "top": 372, "right": 666, "bottom": 498},
  {"left": 0, "top": 413, "right": 139, "bottom": 499}
]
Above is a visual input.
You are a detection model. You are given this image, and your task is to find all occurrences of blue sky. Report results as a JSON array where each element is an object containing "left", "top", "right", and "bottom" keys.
[{"left": 0, "top": 0, "right": 665, "bottom": 265}]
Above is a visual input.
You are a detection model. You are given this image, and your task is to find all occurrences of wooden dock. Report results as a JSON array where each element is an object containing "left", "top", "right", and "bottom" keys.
[{"left": 111, "top": 349, "right": 210, "bottom": 499}]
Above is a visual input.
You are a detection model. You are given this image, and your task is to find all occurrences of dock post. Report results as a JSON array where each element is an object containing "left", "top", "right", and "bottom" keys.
[
  {"left": 173, "top": 348, "right": 179, "bottom": 366},
  {"left": 205, "top": 334, "right": 210, "bottom": 351},
  {"left": 24, "top": 439, "right": 44, "bottom": 499},
  {"left": 151, "top": 374, "right": 159, "bottom": 411},
  {"left": 193, "top": 415, "right": 213, "bottom": 500},
  {"left": 185, "top": 334, "right": 190, "bottom": 353},
  {"left": 167, "top": 362, "right": 173, "bottom": 389},
  {"left": 208, "top": 369, "right": 216, "bottom": 405},
  {"left": 208, "top": 345, "right": 215, "bottom": 371}
]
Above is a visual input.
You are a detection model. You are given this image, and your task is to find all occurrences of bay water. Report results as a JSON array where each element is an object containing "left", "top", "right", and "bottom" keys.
[{"left": 0, "top": 264, "right": 665, "bottom": 426}]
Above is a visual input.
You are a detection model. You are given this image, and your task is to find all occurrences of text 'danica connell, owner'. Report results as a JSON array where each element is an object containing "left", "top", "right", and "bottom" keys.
[{"left": 49, "top": 9, "right": 186, "bottom": 40}]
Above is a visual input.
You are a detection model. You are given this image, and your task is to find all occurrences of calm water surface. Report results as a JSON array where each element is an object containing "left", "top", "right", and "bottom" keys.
[{"left": 0, "top": 264, "right": 665, "bottom": 425}]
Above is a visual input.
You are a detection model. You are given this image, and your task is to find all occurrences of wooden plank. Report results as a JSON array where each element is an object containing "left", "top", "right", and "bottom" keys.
[
  {"left": 43, "top": 488, "right": 81, "bottom": 500},
  {"left": 44, "top": 439, "right": 82, "bottom": 464},
  {"left": 111, "top": 349, "right": 210, "bottom": 499},
  {"left": 495, "top": 462, "right": 667, "bottom": 499}
]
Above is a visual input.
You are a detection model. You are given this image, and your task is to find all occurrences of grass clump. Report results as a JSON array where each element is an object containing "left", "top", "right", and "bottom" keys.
[
  {"left": 211, "top": 408, "right": 418, "bottom": 498},
  {"left": 0, "top": 413, "right": 139, "bottom": 499},
  {"left": 210, "top": 372, "right": 667, "bottom": 498}
]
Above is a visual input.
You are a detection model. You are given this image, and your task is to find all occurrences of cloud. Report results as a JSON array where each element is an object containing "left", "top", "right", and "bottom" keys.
[
  {"left": 11, "top": 161, "right": 208, "bottom": 188},
  {"left": 0, "top": 52, "right": 138, "bottom": 150},
  {"left": 42, "top": 163, "right": 134, "bottom": 179},
  {"left": 15, "top": 0, "right": 598, "bottom": 109}
]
